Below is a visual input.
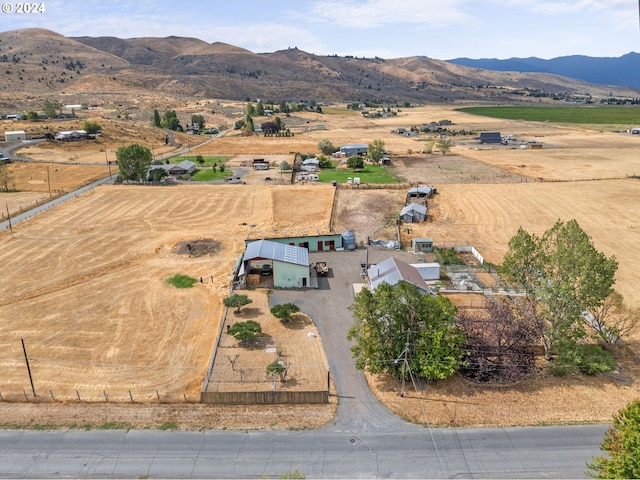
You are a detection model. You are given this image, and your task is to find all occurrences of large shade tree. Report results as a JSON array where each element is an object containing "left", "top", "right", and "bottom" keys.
[
  {"left": 116, "top": 144, "right": 153, "bottom": 181},
  {"left": 348, "top": 281, "right": 463, "bottom": 381},
  {"left": 499, "top": 219, "right": 618, "bottom": 364}
]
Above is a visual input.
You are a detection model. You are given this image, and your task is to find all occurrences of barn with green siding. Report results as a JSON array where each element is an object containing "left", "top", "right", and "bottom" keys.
[
  {"left": 245, "top": 233, "right": 343, "bottom": 252},
  {"left": 242, "top": 239, "right": 310, "bottom": 288}
]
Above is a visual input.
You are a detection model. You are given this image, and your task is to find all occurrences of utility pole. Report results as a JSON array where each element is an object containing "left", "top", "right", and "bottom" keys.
[
  {"left": 46, "top": 166, "right": 51, "bottom": 196},
  {"left": 21, "top": 338, "right": 36, "bottom": 398},
  {"left": 400, "top": 329, "right": 410, "bottom": 398},
  {"left": 5, "top": 203, "right": 13, "bottom": 238}
]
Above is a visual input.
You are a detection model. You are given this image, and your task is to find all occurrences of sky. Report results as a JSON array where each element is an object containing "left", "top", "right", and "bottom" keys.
[{"left": 0, "top": 0, "right": 638, "bottom": 60}]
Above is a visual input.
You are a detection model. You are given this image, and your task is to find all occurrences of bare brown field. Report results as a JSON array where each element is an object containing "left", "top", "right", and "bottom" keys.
[
  {"left": 0, "top": 184, "right": 334, "bottom": 404},
  {"left": 402, "top": 179, "right": 640, "bottom": 307}
]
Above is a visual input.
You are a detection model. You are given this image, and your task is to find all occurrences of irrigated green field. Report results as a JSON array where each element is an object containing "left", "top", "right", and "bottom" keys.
[{"left": 457, "top": 105, "right": 640, "bottom": 124}]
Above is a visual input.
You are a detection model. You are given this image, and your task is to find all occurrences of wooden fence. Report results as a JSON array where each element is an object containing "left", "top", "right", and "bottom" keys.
[{"left": 201, "top": 389, "right": 329, "bottom": 405}]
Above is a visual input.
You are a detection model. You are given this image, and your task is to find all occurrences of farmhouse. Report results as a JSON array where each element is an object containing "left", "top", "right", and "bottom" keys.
[
  {"left": 367, "top": 257, "right": 430, "bottom": 294},
  {"left": 54, "top": 130, "right": 87, "bottom": 142},
  {"left": 477, "top": 132, "right": 504, "bottom": 144},
  {"left": 412, "top": 237, "right": 434, "bottom": 253},
  {"left": 4, "top": 130, "right": 27, "bottom": 142},
  {"left": 301, "top": 158, "right": 320, "bottom": 172},
  {"left": 149, "top": 160, "right": 196, "bottom": 176},
  {"left": 252, "top": 158, "right": 269, "bottom": 170},
  {"left": 241, "top": 239, "right": 310, "bottom": 288},
  {"left": 400, "top": 203, "right": 427, "bottom": 223},
  {"left": 340, "top": 143, "right": 368, "bottom": 157}
]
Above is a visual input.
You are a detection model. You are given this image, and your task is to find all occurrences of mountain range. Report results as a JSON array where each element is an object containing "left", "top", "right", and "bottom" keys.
[
  {"left": 447, "top": 53, "right": 640, "bottom": 90},
  {"left": 1, "top": 28, "right": 639, "bottom": 109}
]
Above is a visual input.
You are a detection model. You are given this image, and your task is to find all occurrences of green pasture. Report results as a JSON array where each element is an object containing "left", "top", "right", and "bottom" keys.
[
  {"left": 457, "top": 106, "right": 640, "bottom": 125},
  {"left": 170, "top": 155, "right": 229, "bottom": 166},
  {"left": 170, "top": 155, "right": 232, "bottom": 181},
  {"left": 318, "top": 163, "right": 399, "bottom": 184}
]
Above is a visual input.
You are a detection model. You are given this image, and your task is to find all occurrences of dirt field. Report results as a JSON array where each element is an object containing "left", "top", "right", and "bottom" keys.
[
  {"left": 0, "top": 184, "right": 334, "bottom": 405},
  {"left": 2, "top": 103, "right": 640, "bottom": 430}
]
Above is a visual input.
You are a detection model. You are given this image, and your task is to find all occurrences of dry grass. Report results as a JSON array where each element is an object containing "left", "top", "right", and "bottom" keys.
[{"left": 2, "top": 103, "right": 640, "bottom": 430}]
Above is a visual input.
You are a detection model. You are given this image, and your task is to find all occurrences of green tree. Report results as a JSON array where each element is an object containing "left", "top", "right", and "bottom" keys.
[
  {"left": 244, "top": 116, "right": 255, "bottom": 135},
  {"left": 367, "top": 139, "right": 385, "bottom": 164},
  {"left": 83, "top": 120, "right": 101, "bottom": 135},
  {"left": 191, "top": 114, "right": 205, "bottom": 129},
  {"left": 195, "top": 155, "right": 205, "bottom": 166},
  {"left": 162, "top": 110, "right": 181, "bottom": 131},
  {"left": 256, "top": 101, "right": 264, "bottom": 116},
  {"left": 223, "top": 294, "right": 253, "bottom": 313},
  {"left": 346, "top": 156, "right": 364, "bottom": 170},
  {"left": 500, "top": 220, "right": 618, "bottom": 363},
  {"left": 227, "top": 320, "right": 261, "bottom": 345},
  {"left": 153, "top": 109, "right": 161, "bottom": 128},
  {"left": 43, "top": 99, "right": 60, "bottom": 118},
  {"left": 274, "top": 116, "right": 284, "bottom": 132},
  {"left": 0, "top": 163, "right": 14, "bottom": 191},
  {"left": 246, "top": 102, "right": 255, "bottom": 117},
  {"left": 435, "top": 138, "right": 452, "bottom": 155},
  {"left": 271, "top": 303, "right": 300, "bottom": 323},
  {"left": 266, "top": 360, "right": 287, "bottom": 381},
  {"left": 347, "top": 281, "right": 463, "bottom": 380},
  {"left": 318, "top": 138, "right": 335, "bottom": 156},
  {"left": 116, "top": 144, "right": 153, "bottom": 181},
  {"left": 26, "top": 110, "right": 39, "bottom": 121},
  {"left": 280, "top": 160, "right": 291, "bottom": 171},
  {"left": 148, "top": 167, "right": 168, "bottom": 183},
  {"left": 588, "top": 400, "right": 640, "bottom": 478}
]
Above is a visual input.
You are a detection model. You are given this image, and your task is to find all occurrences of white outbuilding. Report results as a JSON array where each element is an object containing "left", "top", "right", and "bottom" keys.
[{"left": 4, "top": 130, "right": 27, "bottom": 142}]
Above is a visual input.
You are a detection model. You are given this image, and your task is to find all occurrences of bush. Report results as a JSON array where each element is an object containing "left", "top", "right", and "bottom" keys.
[
  {"left": 166, "top": 274, "right": 197, "bottom": 288},
  {"left": 550, "top": 343, "right": 616, "bottom": 376}
]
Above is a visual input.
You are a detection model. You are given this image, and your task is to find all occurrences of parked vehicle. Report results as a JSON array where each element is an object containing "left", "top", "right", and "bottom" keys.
[{"left": 315, "top": 261, "right": 328, "bottom": 276}]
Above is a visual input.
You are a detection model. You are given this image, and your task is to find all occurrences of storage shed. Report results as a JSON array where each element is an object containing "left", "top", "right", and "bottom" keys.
[
  {"left": 242, "top": 239, "right": 310, "bottom": 288},
  {"left": 412, "top": 237, "right": 434, "bottom": 253},
  {"left": 407, "top": 185, "right": 435, "bottom": 198},
  {"left": 410, "top": 262, "right": 441, "bottom": 281},
  {"left": 400, "top": 204, "right": 427, "bottom": 223},
  {"left": 4, "top": 130, "right": 27, "bottom": 142}
]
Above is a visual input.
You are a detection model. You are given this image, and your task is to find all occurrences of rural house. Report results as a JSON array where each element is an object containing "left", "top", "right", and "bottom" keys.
[
  {"left": 476, "top": 132, "right": 504, "bottom": 144},
  {"left": 339, "top": 144, "right": 368, "bottom": 157},
  {"left": 367, "top": 257, "right": 430, "bottom": 294},
  {"left": 54, "top": 130, "right": 87, "bottom": 142},
  {"left": 400, "top": 203, "right": 427, "bottom": 223},
  {"left": 241, "top": 239, "right": 310, "bottom": 288},
  {"left": 149, "top": 160, "right": 196, "bottom": 176},
  {"left": 301, "top": 158, "right": 320, "bottom": 172}
]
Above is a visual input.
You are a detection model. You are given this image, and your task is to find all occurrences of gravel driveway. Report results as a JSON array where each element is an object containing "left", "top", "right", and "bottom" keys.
[{"left": 270, "top": 247, "right": 426, "bottom": 433}]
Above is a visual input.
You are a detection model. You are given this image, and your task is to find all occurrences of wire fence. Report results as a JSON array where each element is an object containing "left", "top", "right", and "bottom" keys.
[{"left": 0, "top": 387, "right": 201, "bottom": 404}]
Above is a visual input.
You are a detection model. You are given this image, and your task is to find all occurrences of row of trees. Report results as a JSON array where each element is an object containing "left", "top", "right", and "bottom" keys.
[{"left": 348, "top": 219, "right": 628, "bottom": 384}]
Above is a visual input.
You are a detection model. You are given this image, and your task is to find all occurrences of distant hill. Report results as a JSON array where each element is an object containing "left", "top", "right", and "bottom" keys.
[
  {"left": 1, "top": 28, "right": 639, "bottom": 109},
  {"left": 447, "top": 53, "right": 640, "bottom": 90}
]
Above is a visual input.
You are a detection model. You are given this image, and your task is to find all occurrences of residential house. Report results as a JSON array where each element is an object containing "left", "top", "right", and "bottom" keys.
[{"left": 367, "top": 257, "right": 430, "bottom": 294}]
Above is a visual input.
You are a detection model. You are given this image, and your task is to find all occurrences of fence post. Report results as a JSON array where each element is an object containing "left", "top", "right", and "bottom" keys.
[
  {"left": 49, "top": 389, "right": 54, "bottom": 401},
  {"left": 23, "top": 389, "right": 29, "bottom": 401},
  {"left": 104, "top": 390, "right": 108, "bottom": 402},
  {"left": 128, "top": 390, "right": 134, "bottom": 402},
  {"left": 76, "top": 389, "right": 81, "bottom": 401}
]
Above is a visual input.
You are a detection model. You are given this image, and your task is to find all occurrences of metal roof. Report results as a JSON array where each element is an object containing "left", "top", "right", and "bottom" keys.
[
  {"left": 244, "top": 239, "right": 309, "bottom": 267},
  {"left": 400, "top": 204, "right": 427, "bottom": 216},
  {"left": 368, "top": 257, "right": 428, "bottom": 292}
]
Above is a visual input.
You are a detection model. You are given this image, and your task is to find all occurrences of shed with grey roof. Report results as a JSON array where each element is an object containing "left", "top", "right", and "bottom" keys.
[
  {"left": 242, "top": 239, "right": 310, "bottom": 288},
  {"left": 400, "top": 203, "right": 427, "bottom": 223}
]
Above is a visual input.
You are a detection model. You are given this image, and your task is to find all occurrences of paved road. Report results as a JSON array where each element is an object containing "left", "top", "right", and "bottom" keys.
[
  {"left": 0, "top": 424, "right": 605, "bottom": 478},
  {"left": 271, "top": 248, "right": 427, "bottom": 433}
]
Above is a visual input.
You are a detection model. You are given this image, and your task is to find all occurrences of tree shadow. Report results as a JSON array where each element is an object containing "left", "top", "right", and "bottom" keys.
[{"left": 280, "top": 313, "right": 312, "bottom": 330}]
